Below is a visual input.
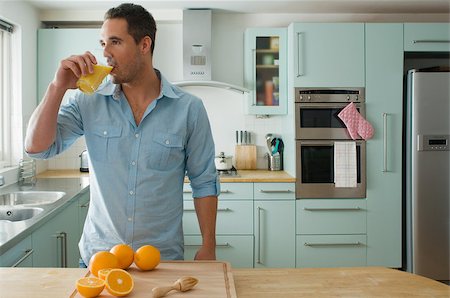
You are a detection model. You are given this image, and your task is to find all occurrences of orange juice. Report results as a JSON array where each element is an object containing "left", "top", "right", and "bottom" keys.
[{"left": 77, "top": 64, "right": 113, "bottom": 94}]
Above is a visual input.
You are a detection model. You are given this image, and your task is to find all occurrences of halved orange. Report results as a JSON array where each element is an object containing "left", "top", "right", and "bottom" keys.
[
  {"left": 76, "top": 276, "right": 105, "bottom": 298},
  {"left": 104, "top": 268, "right": 134, "bottom": 297},
  {"left": 97, "top": 268, "right": 112, "bottom": 280},
  {"left": 134, "top": 244, "right": 161, "bottom": 271},
  {"left": 110, "top": 244, "right": 134, "bottom": 269},
  {"left": 88, "top": 251, "right": 119, "bottom": 277}
]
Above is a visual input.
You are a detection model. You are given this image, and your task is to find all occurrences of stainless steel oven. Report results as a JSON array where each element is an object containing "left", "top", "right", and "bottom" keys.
[
  {"left": 296, "top": 140, "right": 366, "bottom": 198},
  {"left": 295, "top": 87, "right": 365, "bottom": 140}
]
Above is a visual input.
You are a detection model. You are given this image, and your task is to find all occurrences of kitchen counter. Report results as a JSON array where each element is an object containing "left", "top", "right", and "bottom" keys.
[
  {"left": 0, "top": 265, "right": 447, "bottom": 297},
  {"left": 0, "top": 178, "right": 89, "bottom": 254},
  {"left": 37, "top": 169, "right": 296, "bottom": 183}
]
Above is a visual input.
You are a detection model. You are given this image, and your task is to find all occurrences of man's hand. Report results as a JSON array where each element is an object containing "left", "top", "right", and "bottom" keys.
[
  {"left": 53, "top": 51, "right": 97, "bottom": 91},
  {"left": 194, "top": 245, "right": 216, "bottom": 260}
]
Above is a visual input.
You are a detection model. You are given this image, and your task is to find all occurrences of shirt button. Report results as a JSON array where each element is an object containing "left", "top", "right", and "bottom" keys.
[
  {"left": 165, "top": 140, "right": 170, "bottom": 145},
  {"left": 135, "top": 133, "right": 139, "bottom": 138},
  {"left": 131, "top": 161, "right": 136, "bottom": 166},
  {"left": 129, "top": 190, "right": 134, "bottom": 195},
  {"left": 103, "top": 131, "right": 108, "bottom": 135},
  {"left": 128, "top": 217, "right": 132, "bottom": 222}
]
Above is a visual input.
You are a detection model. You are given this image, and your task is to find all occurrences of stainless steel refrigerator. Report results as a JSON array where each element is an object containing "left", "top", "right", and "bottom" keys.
[{"left": 405, "top": 67, "right": 450, "bottom": 284}]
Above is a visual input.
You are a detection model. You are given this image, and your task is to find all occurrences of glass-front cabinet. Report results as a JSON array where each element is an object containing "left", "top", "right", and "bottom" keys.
[{"left": 244, "top": 28, "right": 287, "bottom": 115}]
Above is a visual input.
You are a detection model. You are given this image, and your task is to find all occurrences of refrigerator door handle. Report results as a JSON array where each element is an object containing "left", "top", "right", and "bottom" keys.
[{"left": 382, "top": 112, "right": 388, "bottom": 172}]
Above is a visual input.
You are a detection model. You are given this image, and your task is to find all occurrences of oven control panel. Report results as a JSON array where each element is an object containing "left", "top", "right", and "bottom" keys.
[{"left": 295, "top": 87, "right": 365, "bottom": 103}]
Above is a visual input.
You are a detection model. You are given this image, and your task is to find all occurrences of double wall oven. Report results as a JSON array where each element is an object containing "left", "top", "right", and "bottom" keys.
[{"left": 295, "top": 87, "right": 366, "bottom": 198}]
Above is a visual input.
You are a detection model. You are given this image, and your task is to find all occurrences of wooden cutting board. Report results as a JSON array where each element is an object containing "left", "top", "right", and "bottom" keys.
[
  {"left": 235, "top": 145, "right": 257, "bottom": 170},
  {"left": 70, "top": 261, "right": 236, "bottom": 298}
]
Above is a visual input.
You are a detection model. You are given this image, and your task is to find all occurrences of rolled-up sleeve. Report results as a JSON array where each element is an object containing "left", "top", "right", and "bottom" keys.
[{"left": 185, "top": 99, "right": 220, "bottom": 198}]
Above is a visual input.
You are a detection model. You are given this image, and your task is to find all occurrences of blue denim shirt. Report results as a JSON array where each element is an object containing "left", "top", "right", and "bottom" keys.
[{"left": 28, "top": 71, "right": 219, "bottom": 263}]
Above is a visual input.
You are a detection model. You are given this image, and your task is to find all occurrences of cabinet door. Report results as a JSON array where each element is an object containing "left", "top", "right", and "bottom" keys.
[
  {"left": 288, "top": 23, "right": 365, "bottom": 87},
  {"left": 0, "top": 236, "right": 33, "bottom": 267},
  {"left": 404, "top": 23, "right": 450, "bottom": 52},
  {"left": 37, "top": 28, "right": 101, "bottom": 102},
  {"left": 254, "top": 200, "right": 295, "bottom": 268},
  {"left": 184, "top": 235, "right": 254, "bottom": 268},
  {"left": 78, "top": 190, "right": 90, "bottom": 238},
  {"left": 365, "top": 24, "right": 403, "bottom": 267},
  {"left": 32, "top": 201, "right": 79, "bottom": 268},
  {"left": 244, "top": 28, "right": 288, "bottom": 115}
]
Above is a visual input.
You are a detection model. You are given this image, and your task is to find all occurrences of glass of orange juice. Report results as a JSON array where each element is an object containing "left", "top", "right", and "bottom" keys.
[{"left": 76, "top": 64, "right": 113, "bottom": 94}]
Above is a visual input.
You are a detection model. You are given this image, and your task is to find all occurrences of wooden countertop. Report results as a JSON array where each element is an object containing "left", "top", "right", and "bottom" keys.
[
  {"left": 0, "top": 265, "right": 448, "bottom": 297},
  {"left": 37, "top": 169, "right": 295, "bottom": 183}
]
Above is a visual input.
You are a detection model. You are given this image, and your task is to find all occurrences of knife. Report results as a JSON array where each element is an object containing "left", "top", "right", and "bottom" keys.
[
  {"left": 240, "top": 130, "right": 243, "bottom": 144},
  {"left": 236, "top": 130, "right": 239, "bottom": 145},
  {"left": 244, "top": 131, "right": 247, "bottom": 145}
]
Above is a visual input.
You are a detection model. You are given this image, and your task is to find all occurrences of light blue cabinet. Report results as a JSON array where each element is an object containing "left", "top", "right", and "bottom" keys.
[
  {"left": 244, "top": 28, "right": 288, "bottom": 115},
  {"left": 254, "top": 183, "right": 295, "bottom": 268},
  {"left": 37, "top": 28, "right": 101, "bottom": 102},
  {"left": 32, "top": 199, "right": 80, "bottom": 268},
  {"left": 404, "top": 23, "right": 450, "bottom": 52},
  {"left": 0, "top": 236, "right": 33, "bottom": 267},
  {"left": 288, "top": 23, "right": 365, "bottom": 87},
  {"left": 365, "top": 24, "right": 403, "bottom": 267}
]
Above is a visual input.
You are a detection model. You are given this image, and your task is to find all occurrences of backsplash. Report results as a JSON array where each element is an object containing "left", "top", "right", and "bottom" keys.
[{"left": 47, "top": 86, "right": 288, "bottom": 171}]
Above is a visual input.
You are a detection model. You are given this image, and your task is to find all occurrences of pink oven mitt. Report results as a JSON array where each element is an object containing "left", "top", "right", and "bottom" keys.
[{"left": 338, "top": 102, "right": 374, "bottom": 140}]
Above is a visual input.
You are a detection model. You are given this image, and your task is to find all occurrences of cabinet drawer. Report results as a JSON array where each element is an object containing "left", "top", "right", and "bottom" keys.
[
  {"left": 254, "top": 183, "right": 295, "bottom": 200},
  {"left": 296, "top": 199, "right": 366, "bottom": 234},
  {"left": 0, "top": 236, "right": 33, "bottom": 267},
  {"left": 404, "top": 23, "right": 450, "bottom": 52},
  {"left": 183, "top": 183, "right": 253, "bottom": 200},
  {"left": 296, "top": 235, "right": 367, "bottom": 268},
  {"left": 184, "top": 235, "right": 254, "bottom": 268},
  {"left": 183, "top": 200, "right": 253, "bottom": 235}
]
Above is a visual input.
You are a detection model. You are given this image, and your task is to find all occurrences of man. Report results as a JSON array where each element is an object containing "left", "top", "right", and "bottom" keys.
[{"left": 25, "top": 3, "right": 219, "bottom": 264}]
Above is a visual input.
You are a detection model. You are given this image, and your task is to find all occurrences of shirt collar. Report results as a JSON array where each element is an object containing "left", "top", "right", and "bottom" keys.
[{"left": 96, "top": 69, "right": 180, "bottom": 101}]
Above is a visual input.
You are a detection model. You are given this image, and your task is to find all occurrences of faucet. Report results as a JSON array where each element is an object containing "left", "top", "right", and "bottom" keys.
[{"left": 0, "top": 175, "right": 4, "bottom": 186}]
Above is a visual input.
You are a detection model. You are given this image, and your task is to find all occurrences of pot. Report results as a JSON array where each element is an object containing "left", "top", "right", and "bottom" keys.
[
  {"left": 79, "top": 150, "right": 89, "bottom": 172},
  {"left": 214, "top": 152, "right": 233, "bottom": 171}
]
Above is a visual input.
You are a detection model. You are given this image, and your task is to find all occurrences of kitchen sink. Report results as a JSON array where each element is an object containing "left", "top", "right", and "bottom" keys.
[
  {"left": 0, "top": 206, "right": 44, "bottom": 221},
  {"left": 0, "top": 191, "right": 66, "bottom": 206}
]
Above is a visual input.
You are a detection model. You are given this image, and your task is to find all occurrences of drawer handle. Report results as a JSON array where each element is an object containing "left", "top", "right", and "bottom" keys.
[
  {"left": 185, "top": 243, "right": 230, "bottom": 248},
  {"left": 183, "top": 190, "right": 230, "bottom": 194},
  {"left": 304, "top": 242, "right": 362, "bottom": 247},
  {"left": 259, "top": 190, "right": 292, "bottom": 194},
  {"left": 12, "top": 249, "right": 34, "bottom": 267},
  {"left": 303, "top": 207, "right": 361, "bottom": 211},
  {"left": 184, "top": 208, "right": 231, "bottom": 212},
  {"left": 413, "top": 40, "right": 450, "bottom": 44}
]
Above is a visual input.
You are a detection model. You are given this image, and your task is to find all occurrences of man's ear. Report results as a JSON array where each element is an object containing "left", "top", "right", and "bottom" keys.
[{"left": 141, "top": 36, "right": 152, "bottom": 55}]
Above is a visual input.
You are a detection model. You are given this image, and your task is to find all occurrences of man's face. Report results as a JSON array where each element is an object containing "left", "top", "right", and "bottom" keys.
[{"left": 100, "top": 18, "right": 144, "bottom": 84}]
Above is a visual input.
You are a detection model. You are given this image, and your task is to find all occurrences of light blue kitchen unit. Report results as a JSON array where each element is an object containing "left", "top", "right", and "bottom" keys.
[
  {"left": 287, "top": 23, "right": 365, "bottom": 87},
  {"left": 404, "top": 23, "right": 450, "bottom": 52},
  {"left": 0, "top": 236, "right": 33, "bottom": 267},
  {"left": 365, "top": 23, "right": 403, "bottom": 267},
  {"left": 244, "top": 28, "right": 288, "bottom": 115},
  {"left": 37, "top": 28, "right": 101, "bottom": 102}
]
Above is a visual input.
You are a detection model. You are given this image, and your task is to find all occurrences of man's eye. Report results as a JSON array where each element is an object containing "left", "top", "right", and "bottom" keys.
[{"left": 112, "top": 40, "right": 120, "bottom": 45}]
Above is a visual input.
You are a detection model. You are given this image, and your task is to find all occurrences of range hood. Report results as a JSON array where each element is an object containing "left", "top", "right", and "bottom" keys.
[{"left": 172, "top": 9, "right": 249, "bottom": 94}]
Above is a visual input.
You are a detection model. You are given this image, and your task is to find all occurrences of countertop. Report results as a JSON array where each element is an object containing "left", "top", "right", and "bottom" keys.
[
  {"left": 0, "top": 265, "right": 448, "bottom": 297},
  {"left": 37, "top": 169, "right": 296, "bottom": 183}
]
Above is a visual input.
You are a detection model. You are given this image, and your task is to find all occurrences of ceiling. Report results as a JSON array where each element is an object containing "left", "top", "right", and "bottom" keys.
[{"left": 24, "top": 0, "right": 450, "bottom": 14}]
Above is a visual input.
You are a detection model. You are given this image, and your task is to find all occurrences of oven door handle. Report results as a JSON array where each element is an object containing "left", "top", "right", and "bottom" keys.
[{"left": 383, "top": 112, "right": 389, "bottom": 172}]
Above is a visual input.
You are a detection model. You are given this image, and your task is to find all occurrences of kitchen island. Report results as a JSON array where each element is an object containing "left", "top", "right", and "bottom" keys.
[{"left": 0, "top": 265, "right": 448, "bottom": 297}]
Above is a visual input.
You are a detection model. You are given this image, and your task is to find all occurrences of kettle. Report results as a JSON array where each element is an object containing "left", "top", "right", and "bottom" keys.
[{"left": 79, "top": 150, "right": 89, "bottom": 172}]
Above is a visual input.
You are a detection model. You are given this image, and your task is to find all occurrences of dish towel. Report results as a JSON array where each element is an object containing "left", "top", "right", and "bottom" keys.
[
  {"left": 337, "top": 102, "right": 374, "bottom": 140},
  {"left": 334, "top": 141, "right": 357, "bottom": 188}
]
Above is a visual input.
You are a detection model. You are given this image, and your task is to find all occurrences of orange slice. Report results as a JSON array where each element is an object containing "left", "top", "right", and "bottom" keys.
[
  {"left": 104, "top": 268, "right": 134, "bottom": 297},
  {"left": 97, "top": 268, "right": 112, "bottom": 280},
  {"left": 76, "top": 276, "right": 105, "bottom": 298}
]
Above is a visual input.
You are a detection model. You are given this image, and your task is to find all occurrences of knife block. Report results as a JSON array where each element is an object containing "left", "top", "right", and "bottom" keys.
[{"left": 235, "top": 145, "right": 257, "bottom": 170}]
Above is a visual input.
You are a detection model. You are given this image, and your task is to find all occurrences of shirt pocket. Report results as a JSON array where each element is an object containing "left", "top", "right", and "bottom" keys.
[
  {"left": 146, "top": 132, "right": 184, "bottom": 171},
  {"left": 88, "top": 126, "right": 123, "bottom": 162}
]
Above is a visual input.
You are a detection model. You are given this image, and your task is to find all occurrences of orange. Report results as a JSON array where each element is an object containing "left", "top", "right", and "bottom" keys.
[
  {"left": 89, "top": 251, "right": 119, "bottom": 277},
  {"left": 76, "top": 276, "right": 105, "bottom": 298},
  {"left": 104, "top": 268, "right": 134, "bottom": 297},
  {"left": 97, "top": 268, "right": 112, "bottom": 280},
  {"left": 110, "top": 244, "right": 134, "bottom": 269},
  {"left": 134, "top": 245, "right": 161, "bottom": 271}
]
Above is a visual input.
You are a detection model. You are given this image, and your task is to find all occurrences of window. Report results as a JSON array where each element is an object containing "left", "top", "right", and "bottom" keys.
[{"left": 0, "top": 19, "right": 17, "bottom": 168}]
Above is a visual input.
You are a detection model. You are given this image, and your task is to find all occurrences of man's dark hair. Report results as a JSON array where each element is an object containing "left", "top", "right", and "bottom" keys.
[{"left": 104, "top": 3, "right": 157, "bottom": 54}]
